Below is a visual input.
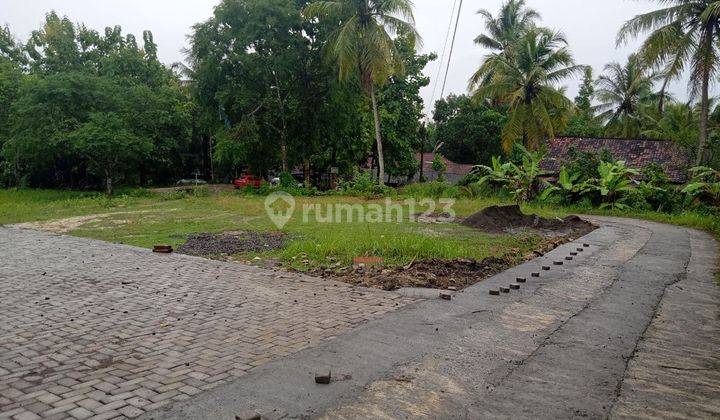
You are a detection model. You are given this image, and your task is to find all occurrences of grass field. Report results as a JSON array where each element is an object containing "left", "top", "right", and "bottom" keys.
[{"left": 1, "top": 188, "right": 718, "bottom": 271}]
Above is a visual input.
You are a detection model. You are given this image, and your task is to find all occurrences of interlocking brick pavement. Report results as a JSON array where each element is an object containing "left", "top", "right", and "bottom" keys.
[{"left": 0, "top": 227, "right": 414, "bottom": 419}]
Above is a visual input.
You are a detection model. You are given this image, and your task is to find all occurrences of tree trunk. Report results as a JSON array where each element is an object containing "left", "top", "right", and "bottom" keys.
[
  {"left": 658, "top": 78, "right": 669, "bottom": 114},
  {"left": 697, "top": 51, "right": 711, "bottom": 166},
  {"left": 303, "top": 157, "right": 311, "bottom": 188},
  {"left": 370, "top": 85, "right": 385, "bottom": 186},
  {"left": 281, "top": 137, "right": 288, "bottom": 173},
  {"left": 208, "top": 135, "right": 215, "bottom": 183},
  {"left": 105, "top": 169, "right": 113, "bottom": 196}
]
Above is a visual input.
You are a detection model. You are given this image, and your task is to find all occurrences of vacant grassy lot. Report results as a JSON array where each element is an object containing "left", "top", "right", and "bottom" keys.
[
  {"left": 1, "top": 188, "right": 717, "bottom": 271},
  {"left": 0, "top": 189, "right": 542, "bottom": 270}
]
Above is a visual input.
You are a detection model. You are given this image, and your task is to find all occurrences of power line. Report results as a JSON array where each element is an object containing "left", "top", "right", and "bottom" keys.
[
  {"left": 429, "top": 0, "right": 459, "bottom": 109},
  {"left": 440, "top": 0, "right": 464, "bottom": 100}
]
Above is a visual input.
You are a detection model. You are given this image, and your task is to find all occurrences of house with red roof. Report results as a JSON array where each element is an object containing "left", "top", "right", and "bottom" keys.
[{"left": 541, "top": 137, "right": 692, "bottom": 183}]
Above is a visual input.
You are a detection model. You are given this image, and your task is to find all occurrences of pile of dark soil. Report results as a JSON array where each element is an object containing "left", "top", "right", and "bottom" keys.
[
  {"left": 178, "top": 232, "right": 285, "bottom": 257},
  {"left": 320, "top": 257, "right": 512, "bottom": 291},
  {"left": 462, "top": 205, "right": 595, "bottom": 237}
]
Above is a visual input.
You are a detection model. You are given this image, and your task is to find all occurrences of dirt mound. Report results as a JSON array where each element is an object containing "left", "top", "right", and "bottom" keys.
[
  {"left": 462, "top": 205, "right": 594, "bottom": 236},
  {"left": 178, "top": 232, "right": 285, "bottom": 257},
  {"left": 320, "top": 257, "right": 512, "bottom": 291}
]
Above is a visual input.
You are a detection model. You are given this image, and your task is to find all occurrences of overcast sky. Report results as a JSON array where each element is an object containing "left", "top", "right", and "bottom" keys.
[{"left": 3, "top": 0, "right": 705, "bottom": 115}]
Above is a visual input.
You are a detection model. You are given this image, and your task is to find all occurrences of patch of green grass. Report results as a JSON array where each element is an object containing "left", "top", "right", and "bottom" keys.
[
  {"left": 0, "top": 189, "right": 156, "bottom": 224},
  {"left": 2, "top": 188, "right": 718, "bottom": 274}
]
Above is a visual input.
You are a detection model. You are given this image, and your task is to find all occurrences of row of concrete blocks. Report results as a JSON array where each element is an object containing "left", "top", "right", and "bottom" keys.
[{"left": 489, "top": 242, "right": 591, "bottom": 296}]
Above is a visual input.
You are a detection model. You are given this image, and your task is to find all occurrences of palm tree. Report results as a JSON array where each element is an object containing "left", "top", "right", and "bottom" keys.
[
  {"left": 470, "top": 0, "right": 540, "bottom": 89},
  {"left": 304, "top": 0, "right": 419, "bottom": 185},
  {"left": 595, "top": 54, "right": 660, "bottom": 138},
  {"left": 642, "top": 102, "right": 699, "bottom": 147},
  {"left": 470, "top": 28, "right": 581, "bottom": 151},
  {"left": 474, "top": 0, "right": 539, "bottom": 55},
  {"left": 618, "top": 0, "right": 720, "bottom": 165}
]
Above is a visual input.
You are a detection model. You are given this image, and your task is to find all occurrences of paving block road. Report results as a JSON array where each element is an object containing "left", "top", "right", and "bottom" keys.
[{"left": 0, "top": 227, "right": 413, "bottom": 419}]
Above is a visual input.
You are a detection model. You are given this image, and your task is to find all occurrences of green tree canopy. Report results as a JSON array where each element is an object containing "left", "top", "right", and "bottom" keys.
[{"left": 470, "top": 28, "right": 581, "bottom": 151}]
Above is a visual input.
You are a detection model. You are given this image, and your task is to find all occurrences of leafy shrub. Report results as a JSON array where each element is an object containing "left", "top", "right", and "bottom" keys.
[
  {"left": 278, "top": 172, "right": 297, "bottom": 188},
  {"left": 474, "top": 145, "right": 546, "bottom": 203},
  {"left": 338, "top": 171, "right": 393, "bottom": 198},
  {"left": 431, "top": 154, "right": 448, "bottom": 182},
  {"left": 579, "top": 160, "right": 639, "bottom": 210},
  {"left": 539, "top": 167, "right": 582, "bottom": 204},
  {"left": 682, "top": 166, "right": 720, "bottom": 207},
  {"left": 564, "top": 148, "right": 615, "bottom": 183}
]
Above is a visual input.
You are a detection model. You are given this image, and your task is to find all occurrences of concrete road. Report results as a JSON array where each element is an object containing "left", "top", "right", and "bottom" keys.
[{"left": 147, "top": 217, "right": 720, "bottom": 420}]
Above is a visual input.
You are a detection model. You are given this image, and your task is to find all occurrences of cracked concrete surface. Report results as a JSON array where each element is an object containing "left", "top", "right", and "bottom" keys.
[{"left": 148, "top": 217, "right": 720, "bottom": 420}]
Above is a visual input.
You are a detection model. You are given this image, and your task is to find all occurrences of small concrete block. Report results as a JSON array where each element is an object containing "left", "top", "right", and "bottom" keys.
[
  {"left": 531, "top": 272, "right": 540, "bottom": 278},
  {"left": 577, "top": 248, "right": 584, "bottom": 252},
  {"left": 489, "top": 290, "right": 500, "bottom": 296},
  {"left": 439, "top": 292, "right": 452, "bottom": 301},
  {"left": 542, "top": 266, "right": 551, "bottom": 271},
  {"left": 570, "top": 252, "right": 578, "bottom": 256},
  {"left": 315, "top": 371, "right": 331, "bottom": 385},
  {"left": 509, "top": 284, "right": 520, "bottom": 290},
  {"left": 583, "top": 243, "right": 590, "bottom": 247},
  {"left": 516, "top": 277, "right": 526, "bottom": 283},
  {"left": 500, "top": 287, "right": 510, "bottom": 294},
  {"left": 565, "top": 256, "right": 573, "bottom": 261},
  {"left": 553, "top": 261, "right": 564, "bottom": 266}
]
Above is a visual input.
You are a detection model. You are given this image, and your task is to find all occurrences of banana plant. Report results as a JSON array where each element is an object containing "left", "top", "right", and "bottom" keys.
[
  {"left": 474, "top": 145, "right": 546, "bottom": 203},
  {"left": 539, "top": 167, "right": 582, "bottom": 202},
  {"left": 682, "top": 166, "right": 720, "bottom": 206},
  {"left": 580, "top": 160, "right": 639, "bottom": 210}
]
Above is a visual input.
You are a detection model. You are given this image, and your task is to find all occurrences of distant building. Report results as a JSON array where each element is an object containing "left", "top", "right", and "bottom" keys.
[
  {"left": 414, "top": 153, "right": 476, "bottom": 184},
  {"left": 541, "top": 137, "right": 692, "bottom": 183}
]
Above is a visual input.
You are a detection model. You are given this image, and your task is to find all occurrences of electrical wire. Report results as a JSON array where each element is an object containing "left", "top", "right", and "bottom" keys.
[
  {"left": 429, "top": 0, "right": 459, "bottom": 109},
  {"left": 440, "top": 0, "right": 463, "bottom": 99}
]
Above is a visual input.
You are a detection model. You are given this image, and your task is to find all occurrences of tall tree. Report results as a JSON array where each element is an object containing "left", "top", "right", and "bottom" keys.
[
  {"left": 618, "top": 0, "right": 720, "bottom": 165},
  {"left": 70, "top": 112, "right": 152, "bottom": 195},
  {"left": 563, "top": 66, "right": 604, "bottom": 138},
  {"left": 470, "top": 0, "right": 540, "bottom": 89},
  {"left": 304, "top": 0, "right": 420, "bottom": 185},
  {"left": 470, "top": 28, "right": 581, "bottom": 151},
  {"left": 575, "top": 66, "right": 594, "bottom": 115},
  {"left": 378, "top": 32, "right": 435, "bottom": 179},
  {"left": 2, "top": 14, "right": 192, "bottom": 190},
  {"left": 474, "top": 0, "right": 539, "bottom": 56},
  {"left": 189, "top": 0, "right": 316, "bottom": 176},
  {"left": 433, "top": 94, "right": 506, "bottom": 165},
  {"left": 595, "top": 54, "right": 659, "bottom": 138}
]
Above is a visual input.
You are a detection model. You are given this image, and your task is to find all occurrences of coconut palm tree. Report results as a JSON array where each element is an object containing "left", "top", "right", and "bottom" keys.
[
  {"left": 618, "top": 0, "right": 720, "bottom": 165},
  {"left": 642, "top": 102, "right": 699, "bottom": 147},
  {"left": 304, "top": 0, "right": 419, "bottom": 185},
  {"left": 595, "top": 54, "right": 661, "bottom": 138},
  {"left": 470, "top": 0, "right": 540, "bottom": 89},
  {"left": 470, "top": 28, "right": 582, "bottom": 151},
  {"left": 474, "top": 0, "right": 539, "bottom": 55}
]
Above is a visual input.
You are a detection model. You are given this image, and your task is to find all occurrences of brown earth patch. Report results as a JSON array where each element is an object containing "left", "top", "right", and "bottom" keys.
[
  {"left": 317, "top": 235, "right": 585, "bottom": 291},
  {"left": 462, "top": 205, "right": 595, "bottom": 237},
  {"left": 177, "top": 232, "right": 285, "bottom": 257},
  {"left": 317, "top": 206, "right": 596, "bottom": 291}
]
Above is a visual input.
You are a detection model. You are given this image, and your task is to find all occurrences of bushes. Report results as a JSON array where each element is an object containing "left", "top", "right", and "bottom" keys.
[
  {"left": 338, "top": 171, "right": 393, "bottom": 198},
  {"left": 473, "top": 146, "right": 718, "bottom": 215},
  {"left": 474, "top": 145, "right": 546, "bottom": 203}
]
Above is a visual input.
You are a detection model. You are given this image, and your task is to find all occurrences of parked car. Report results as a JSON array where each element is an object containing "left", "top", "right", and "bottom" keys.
[
  {"left": 233, "top": 175, "right": 265, "bottom": 189},
  {"left": 176, "top": 179, "right": 207, "bottom": 186}
]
